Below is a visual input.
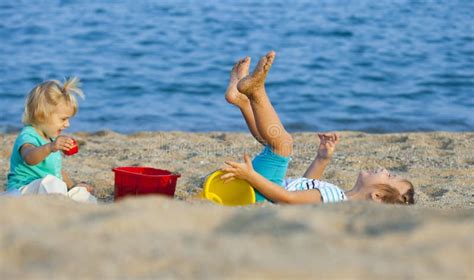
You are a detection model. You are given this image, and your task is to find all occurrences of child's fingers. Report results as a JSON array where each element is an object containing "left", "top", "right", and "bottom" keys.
[
  {"left": 223, "top": 177, "right": 236, "bottom": 184},
  {"left": 58, "top": 143, "right": 70, "bottom": 151},
  {"left": 321, "top": 132, "right": 334, "bottom": 141},
  {"left": 326, "top": 134, "right": 332, "bottom": 142},
  {"left": 318, "top": 133, "right": 330, "bottom": 142},
  {"left": 220, "top": 173, "right": 235, "bottom": 180},
  {"left": 56, "top": 138, "right": 72, "bottom": 149},
  {"left": 324, "top": 135, "right": 333, "bottom": 142},
  {"left": 57, "top": 136, "right": 72, "bottom": 144},
  {"left": 220, "top": 164, "right": 228, "bottom": 170},
  {"left": 221, "top": 167, "right": 236, "bottom": 173},
  {"left": 326, "top": 134, "right": 339, "bottom": 144},
  {"left": 224, "top": 161, "right": 239, "bottom": 168},
  {"left": 64, "top": 143, "right": 74, "bottom": 150}
]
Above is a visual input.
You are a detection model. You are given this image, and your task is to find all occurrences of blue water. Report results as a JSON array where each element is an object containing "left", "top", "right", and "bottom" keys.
[{"left": 1, "top": 0, "right": 473, "bottom": 133}]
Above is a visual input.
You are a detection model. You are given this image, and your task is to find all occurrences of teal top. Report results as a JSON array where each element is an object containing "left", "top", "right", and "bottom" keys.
[{"left": 7, "top": 126, "right": 62, "bottom": 190}]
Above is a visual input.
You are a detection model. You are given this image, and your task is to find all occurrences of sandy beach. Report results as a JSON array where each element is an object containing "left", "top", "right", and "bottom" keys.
[{"left": 1, "top": 131, "right": 473, "bottom": 279}]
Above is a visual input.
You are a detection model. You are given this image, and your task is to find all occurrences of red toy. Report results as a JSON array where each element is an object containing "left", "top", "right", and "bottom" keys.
[
  {"left": 63, "top": 139, "right": 78, "bottom": 156},
  {"left": 112, "top": 166, "right": 181, "bottom": 200}
]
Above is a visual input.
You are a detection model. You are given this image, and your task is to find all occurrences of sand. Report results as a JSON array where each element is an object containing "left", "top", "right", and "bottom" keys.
[{"left": 1, "top": 131, "right": 473, "bottom": 279}]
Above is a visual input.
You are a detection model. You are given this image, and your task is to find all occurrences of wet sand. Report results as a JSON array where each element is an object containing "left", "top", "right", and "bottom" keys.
[{"left": 1, "top": 131, "right": 473, "bottom": 279}]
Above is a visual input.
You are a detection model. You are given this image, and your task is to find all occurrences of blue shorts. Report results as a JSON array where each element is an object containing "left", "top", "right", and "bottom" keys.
[{"left": 252, "top": 146, "right": 291, "bottom": 202}]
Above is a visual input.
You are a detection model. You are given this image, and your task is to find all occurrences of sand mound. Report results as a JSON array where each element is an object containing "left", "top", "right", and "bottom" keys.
[{"left": 0, "top": 196, "right": 472, "bottom": 279}]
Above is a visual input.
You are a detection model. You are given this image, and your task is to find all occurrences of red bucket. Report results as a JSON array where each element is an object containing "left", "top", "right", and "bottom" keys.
[{"left": 112, "top": 166, "right": 181, "bottom": 200}]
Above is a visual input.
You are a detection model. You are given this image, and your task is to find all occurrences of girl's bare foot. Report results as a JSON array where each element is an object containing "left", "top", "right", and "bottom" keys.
[
  {"left": 237, "top": 51, "right": 275, "bottom": 99},
  {"left": 225, "top": 57, "right": 251, "bottom": 107}
]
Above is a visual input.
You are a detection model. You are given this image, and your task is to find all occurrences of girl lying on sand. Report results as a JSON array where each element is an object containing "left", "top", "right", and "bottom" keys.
[
  {"left": 221, "top": 51, "right": 414, "bottom": 205},
  {"left": 6, "top": 78, "right": 97, "bottom": 203}
]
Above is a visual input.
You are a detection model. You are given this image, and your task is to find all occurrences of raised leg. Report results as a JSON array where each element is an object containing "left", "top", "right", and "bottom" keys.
[
  {"left": 237, "top": 51, "right": 293, "bottom": 157},
  {"left": 225, "top": 57, "right": 265, "bottom": 145}
]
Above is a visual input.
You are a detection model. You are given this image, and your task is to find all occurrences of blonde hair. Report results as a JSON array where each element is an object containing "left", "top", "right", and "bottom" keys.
[
  {"left": 22, "top": 77, "right": 84, "bottom": 125},
  {"left": 373, "top": 179, "right": 415, "bottom": 205}
]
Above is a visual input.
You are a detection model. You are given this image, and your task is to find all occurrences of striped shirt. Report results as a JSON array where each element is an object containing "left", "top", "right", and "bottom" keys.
[{"left": 283, "top": 177, "right": 347, "bottom": 203}]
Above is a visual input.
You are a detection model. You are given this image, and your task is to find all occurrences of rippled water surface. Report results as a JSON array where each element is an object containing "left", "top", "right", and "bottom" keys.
[{"left": 1, "top": 0, "right": 473, "bottom": 133}]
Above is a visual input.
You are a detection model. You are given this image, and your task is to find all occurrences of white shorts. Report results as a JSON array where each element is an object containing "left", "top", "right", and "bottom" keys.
[{"left": 19, "top": 175, "right": 97, "bottom": 204}]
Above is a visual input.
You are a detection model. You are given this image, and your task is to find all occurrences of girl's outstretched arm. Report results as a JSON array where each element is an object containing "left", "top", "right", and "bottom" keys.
[
  {"left": 221, "top": 154, "right": 322, "bottom": 204},
  {"left": 303, "top": 133, "right": 340, "bottom": 180}
]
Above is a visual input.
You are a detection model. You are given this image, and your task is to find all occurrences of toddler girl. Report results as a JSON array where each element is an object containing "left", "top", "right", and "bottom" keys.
[{"left": 6, "top": 77, "right": 97, "bottom": 203}]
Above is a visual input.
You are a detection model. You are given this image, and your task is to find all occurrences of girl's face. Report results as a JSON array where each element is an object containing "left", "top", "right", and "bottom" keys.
[
  {"left": 36, "top": 103, "right": 74, "bottom": 139},
  {"left": 357, "top": 168, "right": 411, "bottom": 196}
]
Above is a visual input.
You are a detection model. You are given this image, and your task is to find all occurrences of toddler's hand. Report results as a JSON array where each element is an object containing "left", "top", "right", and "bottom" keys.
[
  {"left": 220, "top": 153, "right": 254, "bottom": 183},
  {"left": 50, "top": 136, "right": 75, "bottom": 153},
  {"left": 317, "top": 133, "right": 340, "bottom": 160}
]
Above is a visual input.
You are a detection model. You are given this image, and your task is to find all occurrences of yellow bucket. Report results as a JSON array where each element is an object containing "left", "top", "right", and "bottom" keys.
[{"left": 203, "top": 170, "right": 256, "bottom": 206}]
